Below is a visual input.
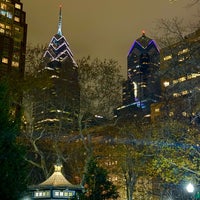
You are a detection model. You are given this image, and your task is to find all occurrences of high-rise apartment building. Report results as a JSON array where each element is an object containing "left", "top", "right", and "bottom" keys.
[
  {"left": 115, "top": 32, "right": 160, "bottom": 118},
  {"left": 0, "top": 0, "right": 27, "bottom": 76}
]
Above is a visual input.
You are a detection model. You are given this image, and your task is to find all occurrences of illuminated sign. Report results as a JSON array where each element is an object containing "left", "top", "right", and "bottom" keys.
[
  {"left": 53, "top": 190, "right": 75, "bottom": 198},
  {"left": 34, "top": 190, "right": 51, "bottom": 198},
  {"left": 34, "top": 189, "right": 76, "bottom": 199}
]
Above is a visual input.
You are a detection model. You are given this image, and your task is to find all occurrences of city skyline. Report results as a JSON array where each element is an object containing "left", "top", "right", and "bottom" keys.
[{"left": 21, "top": 0, "right": 198, "bottom": 77}]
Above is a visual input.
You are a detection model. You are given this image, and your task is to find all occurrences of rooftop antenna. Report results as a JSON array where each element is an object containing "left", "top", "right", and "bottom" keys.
[{"left": 57, "top": 4, "right": 62, "bottom": 35}]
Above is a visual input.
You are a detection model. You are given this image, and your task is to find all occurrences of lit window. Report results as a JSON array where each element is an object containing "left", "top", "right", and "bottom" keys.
[
  {"left": 155, "top": 108, "right": 160, "bottom": 112},
  {"left": 69, "top": 192, "right": 73, "bottom": 196},
  {"left": 1, "top": 3, "right": 7, "bottom": 10},
  {"left": 192, "top": 74, "right": 197, "bottom": 78},
  {"left": 5, "top": 30, "right": 11, "bottom": 36},
  {"left": 64, "top": 192, "right": 68, "bottom": 197},
  {"left": 172, "top": 79, "right": 178, "bottom": 84},
  {"left": 178, "top": 48, "right": 189, "bottom": 55},
  {"left": 187, "top": 74, "right": 192, "bottom": 79},
  {"left": 0, "top": 28, "right": 4, "bottom": 33},
  {"left": 12, "top": 61, "right": 19, "bottom": 67},
  {"left": 55, "top": 192, "right": 59, "bottom": 196},
  {"left": 13, "top": 53, "right": 20, "bottom": 61},
  {"left": 182, "top": 48, "right": 189, "bottom": 53},
  {"left": 178, "top": 76, "right": 186, "bottom": 82},
  {"left": 169, "top": 112, "right": 174, "bottom": 117},
  {"left": 2, "top": 57, "right": 8, "bottom": 64},
  {"left": 181, "top": 90, "right": 188, "bottom": 95},
  {"left": 6, "top": 25, "right": 10, "bottom": 29},
  {"left": 173, "top": 93, "right": 180, "bottom": 97},
  {"left": 182, "top": 112, "right": 187, "bottom": 117},
  {"left": 14, "top": 16, "right": 20, "bottom": 22},
  {"left": 39, "top": 192, "right": 42, "bottom": 197},
  {"left": 15, "top": 27, "right": 20, "bottom": 31},
  {"left": 163, "top": 81, "right": 170, "bottom": 87},
  {"left": 178, "top": 57, "right": 185, "bottom": 62},
  {"left": 163, "top": 55, "right": 172, "bottom": 61},
  {"left": 15, "top": 3, "right": 21, "bottom": 9},
  {"left": 0, "top": 23, "right": 5, "bottom": 28},
  {"left": 7, "top": 11, "right": 12, "bottom": 19},
  {"left": 191, "top": 73, "right": 200, "bottom": 79}
]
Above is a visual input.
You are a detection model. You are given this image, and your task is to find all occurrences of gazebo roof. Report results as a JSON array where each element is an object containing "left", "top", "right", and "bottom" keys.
[
  {"left": 30, "top": 163, "right": 82, "bottom": 191},
  {"left": 38, "top": 164, "right": 75, "bottom": 188}
]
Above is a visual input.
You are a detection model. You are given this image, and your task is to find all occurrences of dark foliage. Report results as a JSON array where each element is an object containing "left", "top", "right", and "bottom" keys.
[
  {"left": 0, "top": 80, "right": 28, "bottom": 200},
  {"left": 82, "top": 156, "right": 119, "bottom": 200}
]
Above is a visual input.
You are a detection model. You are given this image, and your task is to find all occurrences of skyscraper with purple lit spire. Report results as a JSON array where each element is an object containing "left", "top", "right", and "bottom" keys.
[
  {"left": 33, "top": 6, "right": 80, "bottom": 135},
  {"left": 43, "top": 5, "right": 77, "bottom": 67}
]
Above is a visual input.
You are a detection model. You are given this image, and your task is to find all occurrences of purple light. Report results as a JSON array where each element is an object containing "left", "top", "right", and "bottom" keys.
[
  {"left": 128, "top": 40, "right": 144, "bottom": 55},
  {"left": 148, "top": 40, "right": 160, "bottom": 52},
  {"left": 128, "top": 40, "right": 137, "bottom": 55},
  {"left": 128, "top": 39, "right": 160, "bottom": 56}
]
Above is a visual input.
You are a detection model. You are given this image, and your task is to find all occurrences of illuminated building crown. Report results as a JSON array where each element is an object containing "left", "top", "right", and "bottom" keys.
[{"left": 43, "top": 5, "right": 77, "bottom": 66}]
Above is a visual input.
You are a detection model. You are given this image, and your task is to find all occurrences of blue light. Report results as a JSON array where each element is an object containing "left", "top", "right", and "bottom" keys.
[{"left": 0, "top": 10, "right": 12, "bottom": 19}]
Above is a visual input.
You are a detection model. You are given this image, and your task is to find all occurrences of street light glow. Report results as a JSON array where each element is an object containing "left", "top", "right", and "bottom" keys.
[{"left": 186, "top": 183, "right": 194, "bottom": 193}]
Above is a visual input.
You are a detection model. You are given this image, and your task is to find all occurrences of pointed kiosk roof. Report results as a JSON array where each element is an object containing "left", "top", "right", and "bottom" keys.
[
  {"left": 43, "top": 5, "right": 77, "bottom": 66},
  {"left": 38, "top": 163, "right": 76, "bottom": 188}
]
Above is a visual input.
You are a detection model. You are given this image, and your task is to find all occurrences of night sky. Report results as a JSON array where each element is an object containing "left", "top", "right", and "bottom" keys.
[{"left": 21, "top": 0, "right": 198, "bottom": 76}]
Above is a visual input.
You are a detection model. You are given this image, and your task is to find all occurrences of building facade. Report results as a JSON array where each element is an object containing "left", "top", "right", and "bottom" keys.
[
  {"left": 151, "top": 28, "right": 200, "bottom": 122},
  {"left": 0, "top": 0, "right": 27, "bottom": 76}
]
